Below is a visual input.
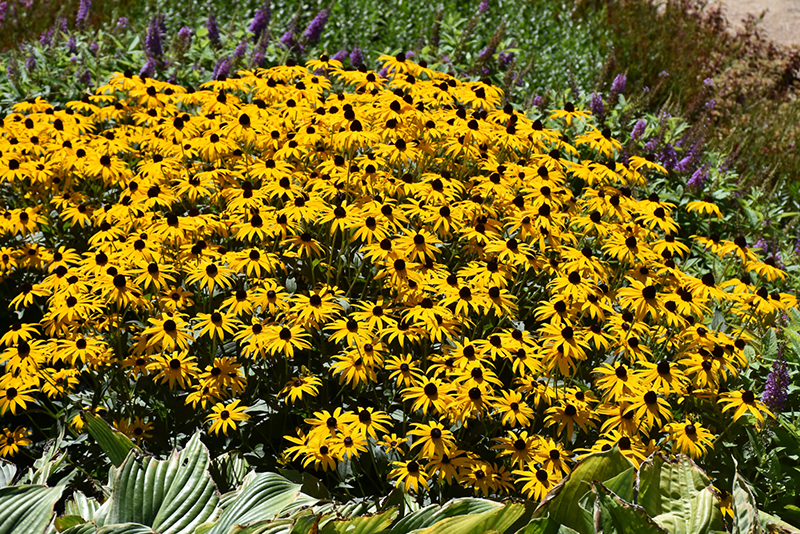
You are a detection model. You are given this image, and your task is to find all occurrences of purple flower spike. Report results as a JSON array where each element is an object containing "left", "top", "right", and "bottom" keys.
[
  {"left": 687, "top": 166, "right": 708, "bottom": 189},
  {"left": 140, "top": 57, "right": 156, "bottom": 78},
  {"left": 145, "top": 17, "right": 163, "bottom": 58},
  {"left": 304, "top": 8, "right": 329, "bottom": 43},
  {"left": 117, "top": 17, "right": 128, "bottom": 30},
  {"left": 213, "top": 57, "right": 230, "bottom": 80},
  {"left": 331, "top": 49, "right": 348, "bottom": 64},
  {"left": 349, "top": 46, "right": 363, "bottom": 68},
  {"left": 249, "top": 1, "right": 271, "bottom": 42},
  {"left": 206, "top": 12, "right": 221, "bottom": 47},
  {"left": 763, "top": 353, "right": 789, "bottom": 412},
  {"left": 631, "top": 119, "right": 646, "bottom": 140},
  {"left": 590, "top": 92, "right": 604, "bottom": 117},
  {"left": 76, "top": 0, "right": 91, "bottom": 29},
  {"left": 478, "top": 1, "right": 489, "bottom": 14},
  {"left": 234, "top": 39, "right": 247, "bottom": 60}
]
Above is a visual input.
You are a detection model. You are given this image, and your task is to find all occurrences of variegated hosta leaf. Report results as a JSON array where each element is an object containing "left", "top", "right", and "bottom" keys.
[{"left": 732, "top": 473, "right": 762, "bottom": 534}]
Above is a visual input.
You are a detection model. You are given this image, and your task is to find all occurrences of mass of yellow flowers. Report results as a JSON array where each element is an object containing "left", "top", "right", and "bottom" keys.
[{"left": 0, "top": 53, "right": 787, "bottom": 499}]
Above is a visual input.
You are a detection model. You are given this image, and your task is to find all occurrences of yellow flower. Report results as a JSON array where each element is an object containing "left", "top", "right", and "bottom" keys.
[{"left": 206, "top": 399, "right": 250, "bottom": 435}]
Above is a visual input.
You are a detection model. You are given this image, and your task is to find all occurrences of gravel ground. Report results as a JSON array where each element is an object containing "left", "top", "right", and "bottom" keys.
[{"left": 720, "top": 0, "right": 800, "bottom": 46}]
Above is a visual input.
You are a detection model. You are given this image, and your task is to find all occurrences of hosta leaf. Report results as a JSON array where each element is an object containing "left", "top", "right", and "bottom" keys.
[
  {"left": 56, "top": 516, "right": 88, "bottom": 532},
  {"left": 85, "top": 412, "right": 138, "bottom": 468},
  {"left": 533, "top": 446, "right": 633, "bottom": 534},
  {"left": 407, "top": 502, "right": 526, "bottom": 534},
  {"left": 514, "top": 517, "right": 563, "bottom": 534},
  {"left": 593, "top": 482, "right": 666, "bottom": 534},
  {"left": 636, "top": 454, "right": 724, "bottom": 534},
  {"left": 732, "top": 473, "right": 762, "bottom": 534},
  {"left": 0, "top": 458, "right": 16, "bottom": 487},
  {"left": 320, "top": 509, "right": 398, "bottom": 534},
  {"left": 65, "top": 491, "right": 101, "bottom": 522},
  {"left": 204, "top": 472, "right": 308, "bottom": 534},
  {"left": 758, "top": 511, "right": 800, "bottom": 534},
  {"left": 391, "top": 498, "right": 503, "bottom": 532},
  {"left": 97, "top": 524, "right": 157, "bottom": 534},
  {"left": 98, "top": 432, "right": 218, "bottom": 534},
  {"left": 0, "top": 484, "right": 64, "bottom": 534}
]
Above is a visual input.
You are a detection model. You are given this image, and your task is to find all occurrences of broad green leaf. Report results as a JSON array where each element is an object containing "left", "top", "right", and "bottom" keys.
[
  {"left": 0, "top": 458, "right": 16, "bottom": 487},
  {"left": 391, "top": 498, "right": 503, "bottom": 532},
  {"left": 732, "top": 473, "right": 761, "bottom": 534},
  {"left": 758, "top": 511, "right": 800, "bottom": 534},
  {"left": 228, "top": 519, "right": 296, "bottom": 534},
  {"left": 637, "top": 454, "right": 724, "bottom": 534},
  {"left": 0, "top": 484, "right": 64, "bottom": 534},
  {"left": 85, "top": 413, "right": 138, "bottom": 467},
  {"left": 56, "top": 516, "right": 87, "bottom": 532},
  {"left": 515, "top": 517, "right": 562, "bottom": 534},
  {"left": 533, "top": 447, "right": 633, "bottom": 534},
  {"left": 205, "top": 473, "right": 306, "bottom": 534},
  {"left": 407, "top": 502, "right": 526, "bottom": 534},
  {"left": 98, "top": 432, "right": 218, "bottom": 534},
  {"left": 593, "top": 483, "right": 666, "bottom": 534},
  {"left": 65, "top": 491, "right": 101, "bottom": 522},
  {"left": 320, "top": 509, "right": 398, "bottom": 534},
  {"left": 62, "top": 525, "right": 99, "bottom": 534},
  {"left": 97, "top": 524, "right": 156, "bottom": 534},
  {"left": 602, "top": 467, "right": 635, "bottom": 503}
]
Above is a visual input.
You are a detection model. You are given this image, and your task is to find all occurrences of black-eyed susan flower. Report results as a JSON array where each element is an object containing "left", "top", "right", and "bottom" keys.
[{"left": 206, "top": 399, "right": 250, "bottom": 435}]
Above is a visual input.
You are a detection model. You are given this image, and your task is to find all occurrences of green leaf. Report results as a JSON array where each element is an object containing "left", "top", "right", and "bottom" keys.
[
  {"left": 533, "top": 447, "right": 633, "bottom": 534},
  {"left": 758, "top": 511, "right": 800, "bottom": 534},
  {"left": 391, "top": 498, "right": 504, "bottom": 532},
  {"left": 97, "top": 432, "right": 218, "bottom": 534},
  {"left": 84, "top": 412, "right": 138, "bottom": 467},
  {"left": 515, "top": 517, "right": 564, "bottom": 534},
  {"left": 732, "top": 473, "right": 762, "bottom": 534},
  {"left": 593, "top": 483, "right": 666, "bottom": 534},
  {"left": 65, "top": 491, "right": 101, "bottom": 522},
  {"left": 56, "top": 516, "right": 87, "bottom": 532},
  {"left": 0, "top": 484, "right": 64, "bottom": 534},
  {"left": 407, "top": 502, "right": 526, "bottom": 534},
  {"left": 97, "top": 524, "right": 157, "bottom": 534},
  {"left": 204, "top": 472, "right": 308, "bottom": 534},
  {"left": 320, "top": 509, "right": 398, "bottom": 534},
  {"left": 0, "top": 458, "right": 16, "bottom": 487},
  {"left": 762, "top": 329, "right": 779, "bottom": 359},
  {"left": 602, "top": 467, "right": 636, "bottom": 503},
  {"left": 636, "top": 454, "right": 724, "bottom": 534}
]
